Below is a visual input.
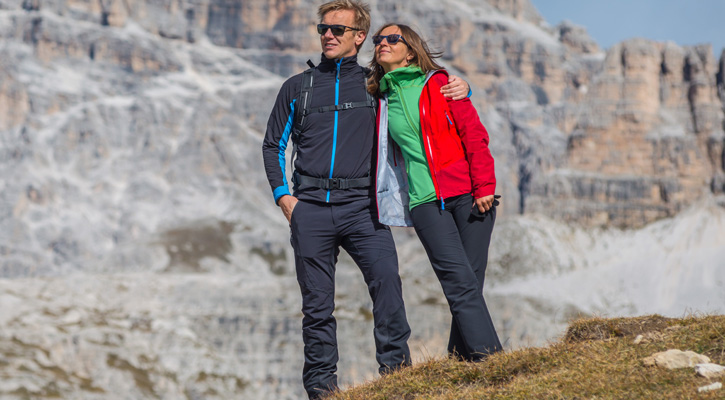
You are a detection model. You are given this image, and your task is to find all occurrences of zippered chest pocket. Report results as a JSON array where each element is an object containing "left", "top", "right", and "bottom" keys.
[{"left": 431, "top": 110, "right": 465, "bottom": 168}]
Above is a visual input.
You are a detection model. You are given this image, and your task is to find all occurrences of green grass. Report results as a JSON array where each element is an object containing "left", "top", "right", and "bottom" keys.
[{"left": 326, "top": 315, "right": 725, "bottom": 399}]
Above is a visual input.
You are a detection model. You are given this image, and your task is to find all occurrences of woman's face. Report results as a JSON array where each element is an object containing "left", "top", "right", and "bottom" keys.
[{"left": 375, "top": 26, "right": 413, "bottom": 73}]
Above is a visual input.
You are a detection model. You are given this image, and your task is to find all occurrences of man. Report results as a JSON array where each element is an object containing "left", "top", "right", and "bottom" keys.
[{"left": 261, "top": 1, "right": 470, "bottom": 398}]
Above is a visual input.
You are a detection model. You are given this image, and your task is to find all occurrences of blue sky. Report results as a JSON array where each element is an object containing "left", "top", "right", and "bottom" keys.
[{"left": 530, "top": 0, "right": 725, "bottom": 56}]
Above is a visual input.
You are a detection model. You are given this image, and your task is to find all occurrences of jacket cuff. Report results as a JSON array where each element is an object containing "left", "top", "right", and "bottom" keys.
[
  {"left": 273, "top": 186, "right": 291, "bottom": 204},
  {"left": 473, "top": 184, "right": 495, "bottom": 199}
]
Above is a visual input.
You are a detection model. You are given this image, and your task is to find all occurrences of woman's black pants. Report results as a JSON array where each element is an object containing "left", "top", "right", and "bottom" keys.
[{"left": 410, "top": 193, "right": 502, "bottom": 360}]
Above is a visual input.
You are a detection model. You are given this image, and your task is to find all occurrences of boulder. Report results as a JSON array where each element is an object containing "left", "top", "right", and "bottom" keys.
[
  {"left": 695, "top": 363, "right": 725, "bottom": 379},
  {"left": 698, "top": 382, "right": 723, "bottom": 393},
  {"left": 642, "top": 349, "right": 710, "bottom": 369}
]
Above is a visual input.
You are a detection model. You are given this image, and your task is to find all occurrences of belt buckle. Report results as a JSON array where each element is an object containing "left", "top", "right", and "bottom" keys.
[{"left": 329, "top": 178, "right": 340, "bottom": 189}]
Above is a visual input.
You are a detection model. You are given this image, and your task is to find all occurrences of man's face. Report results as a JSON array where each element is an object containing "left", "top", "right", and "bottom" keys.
[{"left": 319, "top": 9, "right": 365, "bottom": 60}]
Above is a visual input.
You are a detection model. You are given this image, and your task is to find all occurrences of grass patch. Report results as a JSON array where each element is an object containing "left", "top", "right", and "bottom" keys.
[{"left": 327, "top": 314, "right": 725, "bottom": 400}]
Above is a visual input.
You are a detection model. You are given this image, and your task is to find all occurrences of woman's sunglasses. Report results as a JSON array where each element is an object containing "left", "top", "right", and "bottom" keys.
[
  {"left": 372, "top": 34, "right": 408, "bottom": 46},
  {"left": 317, "top": 24, "right": 361, "bottom": 36}
]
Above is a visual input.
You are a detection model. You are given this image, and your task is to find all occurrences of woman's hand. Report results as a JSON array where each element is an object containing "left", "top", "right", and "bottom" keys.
[{"left": 474, "top": 195, "right": 495, "bottom": 214}]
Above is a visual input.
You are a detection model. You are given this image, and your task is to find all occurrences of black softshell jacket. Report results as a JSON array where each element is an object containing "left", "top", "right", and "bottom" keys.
[{"left": 262, "top": 54, "right": 376, "bottom": 205}]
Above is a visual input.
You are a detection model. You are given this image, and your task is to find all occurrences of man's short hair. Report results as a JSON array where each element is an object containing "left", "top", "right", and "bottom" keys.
[{"left": 317, "top": 0, "right": 371, "bottom": 34}]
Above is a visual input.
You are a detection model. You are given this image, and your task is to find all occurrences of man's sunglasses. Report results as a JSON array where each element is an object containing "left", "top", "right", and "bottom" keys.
[
  {"left": 317, "top": 24, "right": 361, "bottom": 36},
  {"left": 372, "top": 34, "right": 408, "bottom": 46}
]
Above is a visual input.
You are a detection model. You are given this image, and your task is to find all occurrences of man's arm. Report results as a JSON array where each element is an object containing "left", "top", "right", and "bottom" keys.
[
  {"left": 440, "top": 75, "right": 471, "bottom": 101},
  {"left": 262, "top": 79, "right": 299, "bottom": 222}
]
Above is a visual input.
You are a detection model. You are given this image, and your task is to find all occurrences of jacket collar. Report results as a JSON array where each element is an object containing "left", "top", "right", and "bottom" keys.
[
  {"left": 318, "top": 53, "right": 360, "bottom": 73},
  {"left": 380, "top": 65, "right": 425, "bottom": 94}
]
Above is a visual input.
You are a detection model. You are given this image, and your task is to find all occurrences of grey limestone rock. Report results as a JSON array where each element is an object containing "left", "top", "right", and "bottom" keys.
[{"left": 1, "top": 0, "right": 725, "bottom": 398}]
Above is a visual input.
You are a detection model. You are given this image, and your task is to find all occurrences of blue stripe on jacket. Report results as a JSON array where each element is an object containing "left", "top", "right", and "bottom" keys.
[
  {"left": 273, "top": 100, "right": 296, "bottom": 203},
  {"left": 326, "top": 58, "right": 343, "bottom": 203}
]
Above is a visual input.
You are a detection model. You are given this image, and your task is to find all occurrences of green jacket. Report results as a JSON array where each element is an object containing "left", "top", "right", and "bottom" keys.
[{"left": 380, "top": 66, "right": 436, "bottom": 209}]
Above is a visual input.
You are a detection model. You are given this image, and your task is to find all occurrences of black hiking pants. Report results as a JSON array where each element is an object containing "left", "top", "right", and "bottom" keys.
[
  {"left": 290, "top": 198, "right": 411, "bottom": 399},
  {"left": 410, "top": 193, "right": 502, "bottom": 361}
]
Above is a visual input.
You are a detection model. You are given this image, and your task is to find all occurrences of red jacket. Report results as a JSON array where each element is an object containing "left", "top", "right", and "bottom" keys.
[{"left": 375, "top": 70, "right": 496, "bottom": 226}]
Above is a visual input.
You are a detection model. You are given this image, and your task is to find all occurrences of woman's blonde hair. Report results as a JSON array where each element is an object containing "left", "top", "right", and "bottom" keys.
[{"left": 367, "top": 23, "right": 444, "bottom": 96}]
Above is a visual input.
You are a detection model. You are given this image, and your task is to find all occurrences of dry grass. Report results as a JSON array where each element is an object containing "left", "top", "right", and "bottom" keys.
[{"left": 326, "top": 314, "right": 725, "bottom": 400}]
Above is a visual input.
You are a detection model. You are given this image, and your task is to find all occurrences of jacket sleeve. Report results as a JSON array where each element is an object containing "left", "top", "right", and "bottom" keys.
[
  {"left": 432, "top": 74, "right": 496, "bottom": 198},
  {"left": 262, "top": 77, "right": 298, "bottom": 204}
]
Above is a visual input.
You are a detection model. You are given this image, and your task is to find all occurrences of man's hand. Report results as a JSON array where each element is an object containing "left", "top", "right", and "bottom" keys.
[
  {"left": 440, "top": 75, "right": 470, "bottom": 101},
  {"left": 278, "top": 195, "right": 299, "bottom": 224},
  {"left": 474, "top": 195, "right": 494, "bottom": 214}
]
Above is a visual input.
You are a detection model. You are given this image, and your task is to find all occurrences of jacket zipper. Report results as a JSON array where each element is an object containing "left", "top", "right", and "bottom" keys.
[
  {"left": 421, "top": 98, "right": 444, "bottom": 210},
  {"left": 326, "top": 58, "right": 342, "bottom": 203},
  {"left": 391, "top": 72, "right": 444, "bottom": 210}
]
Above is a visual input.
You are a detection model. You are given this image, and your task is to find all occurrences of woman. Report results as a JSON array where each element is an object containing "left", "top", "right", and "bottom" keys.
[{"left": 370, "top": 23, "right": 502, "bottom": 361}]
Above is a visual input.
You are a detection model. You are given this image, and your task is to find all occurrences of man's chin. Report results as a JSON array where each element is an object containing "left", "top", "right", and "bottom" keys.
[{"left": 323, "top": 50, "right": 339, "bottom": 59}]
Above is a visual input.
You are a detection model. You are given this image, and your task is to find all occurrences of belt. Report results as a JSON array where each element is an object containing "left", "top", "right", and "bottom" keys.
[{"left": 293, "top": 171, "right": 371, "bottom": 190}]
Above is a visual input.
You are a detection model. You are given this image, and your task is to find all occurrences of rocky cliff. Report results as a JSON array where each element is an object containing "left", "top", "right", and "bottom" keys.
[{"left": 1, "top": 0, "right": 724, "bottom": 398}]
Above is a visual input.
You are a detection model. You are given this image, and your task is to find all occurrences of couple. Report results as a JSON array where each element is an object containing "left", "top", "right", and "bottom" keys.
[{"left": 261, "top": 0, "right": 501, "bottom": 398}]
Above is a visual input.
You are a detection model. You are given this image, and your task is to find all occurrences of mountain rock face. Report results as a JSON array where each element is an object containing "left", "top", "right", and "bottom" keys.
[
  {"left": 534, "top": 41, "right": 725, "bottom": 227},
  {"left": 1, "top": 0, "right": 724, "bottom": 398}
]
